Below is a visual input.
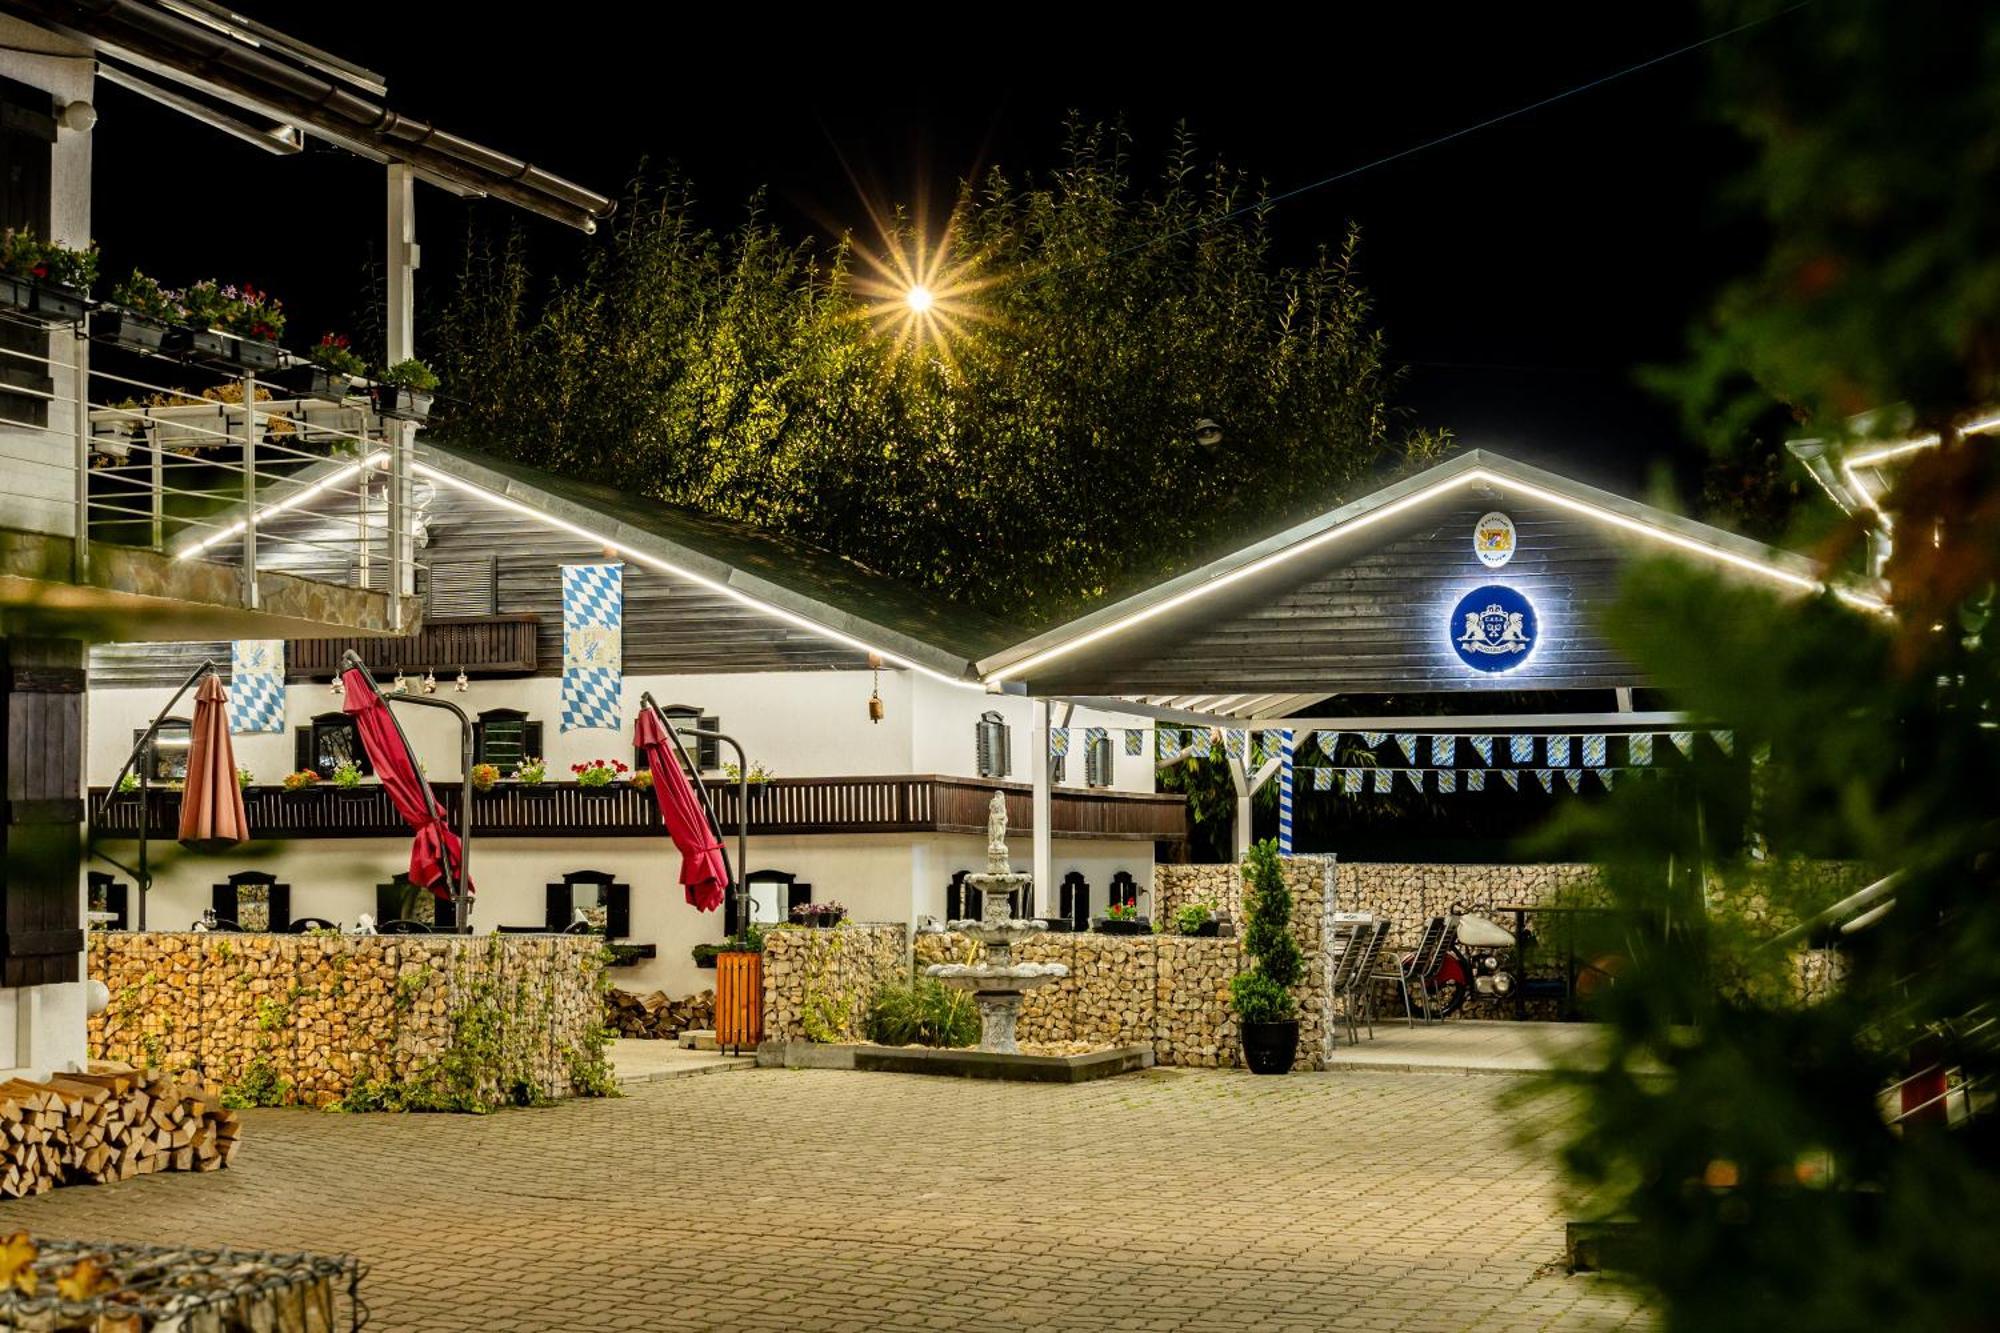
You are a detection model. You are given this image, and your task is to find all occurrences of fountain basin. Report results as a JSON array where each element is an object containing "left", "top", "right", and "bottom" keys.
[{"left": 928, "top": 962, "right": 1068, "bottom": 991}]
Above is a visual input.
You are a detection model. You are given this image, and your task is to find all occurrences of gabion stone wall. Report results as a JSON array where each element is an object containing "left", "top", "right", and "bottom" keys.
[
  {"left": 762, "top": 924, "right": 909, "bottom": 1042},
  {"left": 88, "top": 932, "right": 606, "bottom": 1108}
]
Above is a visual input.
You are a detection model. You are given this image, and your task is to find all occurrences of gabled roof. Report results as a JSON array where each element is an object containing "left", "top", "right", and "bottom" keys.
[
  {"left": 978, "top": 448, "right": 1888, "bottom": 685},
  {"left": 412, "top": 443, "right": 1017, "bottom": 681}
]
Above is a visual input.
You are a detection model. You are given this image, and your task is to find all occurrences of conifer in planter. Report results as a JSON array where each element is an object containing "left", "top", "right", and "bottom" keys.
[{"left": 1231, "top": 839, "right": 1302, "bottom": 1074}]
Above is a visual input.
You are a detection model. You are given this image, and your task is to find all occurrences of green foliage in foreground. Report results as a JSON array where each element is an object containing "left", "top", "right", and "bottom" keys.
[
  {"left": 430, "top": 120, "right": 1447, "bottom": 620},
  {"left": 864, "top": 977, "right": 978, "bottom": 1049}
]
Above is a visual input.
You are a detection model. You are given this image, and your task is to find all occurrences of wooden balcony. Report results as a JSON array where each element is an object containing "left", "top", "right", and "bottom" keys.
[
  {"left": 284, "top": 614, "right": 539, "bottom": 679},
  {"left": 88, "top": 776, "right": 1186, "bottom": 844}
]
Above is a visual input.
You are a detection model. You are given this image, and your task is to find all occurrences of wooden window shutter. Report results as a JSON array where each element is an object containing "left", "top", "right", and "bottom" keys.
[
  {"left": 975, "top": 711, "right": 1010, "bottom": 779},
  {"left": 426, "top": 556, "right": 498, "bottom": 620},
  {"left": 1085, "top": 733, "right": 1112, "bottom": 788},
  {"left": 294, "top": 726, "right": 312, "bottom": 774}
]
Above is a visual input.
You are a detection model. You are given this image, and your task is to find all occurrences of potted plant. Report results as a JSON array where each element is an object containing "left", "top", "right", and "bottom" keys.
[
  {"left": 99, "top": 270, "right": 181, "bottom": 353},
  {"left": 513, "top": 756, "right": 554, "bottom": 800},
  {"left": 109, "top": 771, "right": 141, "bottom": 806},
  {"left": 721, "top": 760, "right": 774, "bottom": 799},
  {"left": 714, "top": 925, "right": 767, "bottom": 1051},
  {"left": 628, "top": 768, "right": 655, "bottom": 791},
  {"left": 281, "top": 769, "right": 321, "bottom": 798},
  {"left": 371, "top": 357, "right": 437, "bottom": 422},
  {"left": 1173, "top": 900, "right": 1221, "bottom": 938},
  {"left": 279, "top": 332, "right": 366, "bottom": 401},
  {"left": 1232, "top": 840, "right": 1303, "bottom": 1075},
  {"left": 469, "top": 762, "right": 500, "bottom": 794},
  {"left": 330, "top": 758, "right": 372, "bottom": 801},
  {"left": 236, "top": 766, "right": 256, "bottom": 791},
  {"left": 0, "top": 228, "right": 96, "bottom": 323},
  {"left": 788, "top": 901, "right": 847, "bottom": 929},
  {"left": 221, "top": 282, "right": 285, "bottom": 371},
  {"left": 690, "top": 942, "right": 722, "bottom": 970},
  {"left": 572, "top": 758, "right": 628, "bottom": 796},
  {"left": 1094, "top": 900, "right": 1150, "bottom": 935}
]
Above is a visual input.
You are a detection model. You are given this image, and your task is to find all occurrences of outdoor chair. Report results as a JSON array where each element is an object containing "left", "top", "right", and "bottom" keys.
[
  {"left": 288, "top": 917, "right": 337, "bottom": 933},
  {"left": 1372, "top": 915, "right": 1453, "bottom": 1029},
  {"left": 1345, "top": 918, "right": 1393, "bottom": 1041},
  {"left": 376, "top": 919, "right": 434, "bottom": 934},
  {"left": 1326, "top": 917, "right": 1378, "bottom": 1047}
]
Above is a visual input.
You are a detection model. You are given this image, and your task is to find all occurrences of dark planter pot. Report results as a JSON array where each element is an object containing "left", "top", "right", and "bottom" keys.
[
  {"left": 95, "top": 308, "right": 168, "bottom": 354},
  {"left": 514, "top": 784, "right": 556, "bottom": 801},
  {"left": 1241, "top": 1020, "right": 1300, "bottom": 1075},
  {"left": 693, "top": 952, "right": 719, "bottom": 970},
  {"left": 2, "top": 278, "right": 87, "bottom": 324},
  {"left": 281, "top": 786, "right": 322, "bottom": 800},
  {"left": 1093, "top": 917, "right": 1150, "bottom": 936},
  {"left": 371, "top": 383, "right": 433, "bottom": 422},
  {"left": 578, "top": 783, "right": 620, "bottom": 798},
  {"left": 1038, "top": 917, "right": 1076, "bottom": 933},
  {"left": 233, "top": 336, "right": 283, "bottom": 372},
  {"left": 275, "top": 362, "right": 357, "bottom": 400},
  {"left": 1177, "top": 919, "right": 1221, "bottom": 938},
  {"left": 793, "top": 916, "right": 846, "bottom": 930},
  {"left": 332, "top": 786, "right": 376, "bottom": 802},
  {"left": 184, "top": 327, "right": 233, "bottom": 363}
]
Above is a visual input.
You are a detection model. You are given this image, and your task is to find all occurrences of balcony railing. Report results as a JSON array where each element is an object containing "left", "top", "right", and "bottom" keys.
[
  {"left": 88, "top": 776, "right": 1188, "bottom": 843},
  {"left": 0, "top": 298, "right": 419, "bottom": 620}
]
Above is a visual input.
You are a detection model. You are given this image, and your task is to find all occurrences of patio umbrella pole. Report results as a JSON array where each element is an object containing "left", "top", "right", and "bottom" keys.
[
  {"left": 89, "top": 658, "right": 220, "bottom": 931},
  {"left": 639, "top": 691, "right": 748, "bottom": 930},
  {"left": 338, "top": 650, "right": 476, "bottom": 931}
]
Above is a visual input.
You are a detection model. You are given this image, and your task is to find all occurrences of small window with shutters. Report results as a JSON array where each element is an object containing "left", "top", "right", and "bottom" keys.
[
  {"left": 425, "top": 555, "right": 498, "bottom": 620},
  {"left": 474, "top": 707, "right": 542, "bottom": 771},
  {"left": 1084, "top": 732, "right": 1113, "bottom": 788},
  {"left": 133, "top": 719, "right": 192, "bottom": 783},
  {"left": 975, "top": 710, "right": 1010, "bottom": 779},
  {"left": 295, "top": 712, "right": 373, "bottom": 779},
  {"left": 640, "top": 705, "right": 719, "bottom": 773}
]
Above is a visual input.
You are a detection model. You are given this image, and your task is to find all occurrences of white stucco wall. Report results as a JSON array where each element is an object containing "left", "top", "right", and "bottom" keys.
[{"left": 906, "top": 674, "right": 1157, "bottom": 793}]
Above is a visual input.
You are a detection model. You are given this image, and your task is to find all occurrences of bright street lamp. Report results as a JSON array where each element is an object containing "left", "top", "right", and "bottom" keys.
[{"left": 904, "top": 283, "right": 935, "bottom": 314}]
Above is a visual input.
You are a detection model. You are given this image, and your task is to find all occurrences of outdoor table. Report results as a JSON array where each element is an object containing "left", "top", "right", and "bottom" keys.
[{"left": 1493, "top": 902, "right": 1620, "bottom": 1022}]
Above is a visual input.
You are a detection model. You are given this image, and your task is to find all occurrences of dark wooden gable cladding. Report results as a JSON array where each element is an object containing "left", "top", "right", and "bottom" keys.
[
  {"left": 1027, "top": 493, "right": 1646, "bottom": 698},
  {"left": 88, "top": 477, "right": 874, "bottom": 686}
]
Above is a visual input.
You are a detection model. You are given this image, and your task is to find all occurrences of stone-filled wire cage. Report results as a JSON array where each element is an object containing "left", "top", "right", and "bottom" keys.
[{"left": 0, "top": 1239, "right": 364, "bottom": 1331}]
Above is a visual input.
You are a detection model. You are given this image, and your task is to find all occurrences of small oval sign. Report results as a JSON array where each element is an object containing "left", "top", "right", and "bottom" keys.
[
  {"left": 1474, "top": 511, "right": 1517, "bottom": 568},
  {"left": 1450, "top": 584, "right": 1537, "bottom": 673}
]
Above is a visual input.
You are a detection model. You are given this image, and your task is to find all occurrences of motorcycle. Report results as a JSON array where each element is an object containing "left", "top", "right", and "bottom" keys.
[{"left": 1404, "top": 901, "right": 1523, "bottom": 1020}]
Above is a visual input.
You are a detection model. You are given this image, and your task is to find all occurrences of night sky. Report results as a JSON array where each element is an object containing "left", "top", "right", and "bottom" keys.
[{"left": 89, "top": 6, "right": 1755, "bottom": 496}]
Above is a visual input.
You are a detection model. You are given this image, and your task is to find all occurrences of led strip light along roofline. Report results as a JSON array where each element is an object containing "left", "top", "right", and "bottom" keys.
[
  {"left": 984, "top": 468, "right": 1889, "bottom": 684},
  {"left": 176, "top": 451, "right": 390, "bottom": 558},
  {"left": 410, "top": 462, "right": 982, "bottom": 690}
]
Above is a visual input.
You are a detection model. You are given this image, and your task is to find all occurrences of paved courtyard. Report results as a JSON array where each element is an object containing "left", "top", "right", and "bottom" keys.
[{"left": 6, "top": 1066, "right": 1644, "bottom": 1332}]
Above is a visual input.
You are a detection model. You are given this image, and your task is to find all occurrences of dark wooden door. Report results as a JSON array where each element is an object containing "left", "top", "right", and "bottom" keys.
[{"left": 2, "top": 638, "right": 85, "bottom": 986}]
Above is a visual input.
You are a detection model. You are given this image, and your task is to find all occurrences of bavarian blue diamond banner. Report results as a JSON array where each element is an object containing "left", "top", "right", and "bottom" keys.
[
  {"left": 1510, "top": 735, "right": 1535, "bottom": 764},
  {"left": 1714, "top": 729, "right": 1735, "bottom": 757},
  {"left": 1124, "top": 729, "right": 1145, "bottom": 756},
  {"left": 1224, "top": 729, "right": 1247, "bottom": 764},
  {"left": 1344, "top": 768, "right": 1363, "bottom": 795},
  {"left": 1670, "top": 730, "right": 1696, "bottom": 759},
  {"left": 228, "top": 640, "right": 285, "bottom": 733},
  {"left": 1547, "top": 735, "right": 1572, "bottom": 767},
  {"left": 1048, "top": 726, "right": 1071, "bottom": 757},
  {"left": 1317, "top": 732, "right": 1342, "bottom": 761},
  {"left": 1430, "top": 735, "right": 1456, "bottom": 766},
  {"left": 1582, "top": 735, "right": 1607, "bottom": 768},
  {"left": 1564, "top": 768, "right": 1583, "bottom": 792},
  {"left": 1313, "top": 766, "right": 1332, "bottom": 792},
  {"left": 1466, "top": 768, "right": 1486, "bottom": 792},
  {"left": 560, "top": 563, "right": 623, "bottom": 732},
  {"left": 1373, "top": 767, "right": 1393, "bottom": 794},
  {"left": 1469, "top": 735, "right": 1494, "bottom": 765},
  {"left": 1502, "top": 770, "right": 1521, "bottom": 791},
  {"left": 1437, "top": 769, "right": 1456, "bottom": 794},
  {"left": 1630, "top": 734, "right": 1654, "bottom": 766},
  {"left": 1395, "top": 734, "right": 1418, "bottom": 764},
  {"left": 1361, "top": 731, "right": 1388, "bottom": 749}
]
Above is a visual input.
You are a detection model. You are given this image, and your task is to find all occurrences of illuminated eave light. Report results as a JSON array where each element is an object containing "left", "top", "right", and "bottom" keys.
[
  {"left": 176, "top": 451, "right": 390, "bottom": 559},
  {"left": 983, "top": 467, "right": 1890, "bottom": 685}
]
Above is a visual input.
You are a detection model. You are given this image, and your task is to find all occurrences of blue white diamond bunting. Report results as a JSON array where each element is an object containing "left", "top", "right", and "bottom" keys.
[
  {"left": 1314, "top": 766, "right": 1331, "bottom": 791},
  {"left": 1510, "top": 735, "right": 1535, "bottom": 764},
  {"left": 1085, "top": 726, "right": 1107, "bottom": 748},
  {"left": 1466, "top": 769, "right": 1486, "bottom": 792},
  {"left": 1630, "top": 733, "right": 1654, "bottom": 766},
  {"left": 1502, "top": 770, "right": 1521, "bottom": 791},
  {"left": 560, "top": 563, "right": 623, "bottom": 732},
  {"left": 1395, "top": 734, "right": 1418, "bottom": 764},
  {"left": 1343, "top": 768, "right": 1363, "bottom": 795},
  {"left": 1361, "top": 731, "right": 1387, "bottom": 749},
  {"left": 1669, "top": 730, "right": 1696, "bottom": 759},
  {"left": 1224, "top": 729, "right": 1247, "bottom": 764},
  {"left": 1437, "top": 769, "right": 1456, "bottom": 794},
  {"left": 1582, "top": 735, "right": 1606, "bottom": 767},
  {"left": 1469, "top": 735, "right": 1494, "bottom": 765},
  {"left": 1124, "top": 729, "right": 1144, "bottom": 756},
  {"left": 1535, "top": 769, "right": 1554, "bottom": 793},
  {"left": 1564, "top": 768, "right": 1583, "bottom": 792},
  {"left": 1317, "top": 732, "right": 1342, "bottom": 761},
  {"left": 1599, "top": 769, "right": 1617, "bottom": 791},
  {"left": 1404, "top": 768, "right": 1425, "bottom": 792},
  {"left": 1546, "top": 735, "right": 1571, "bottom": 767},
  {"left": 228, "top": 640, "right": 285, "bottom": 734},
  {"left": 1373, "top": 767, "right": 1393, "bottom": 794},
  {"left": 1430, "top": 735, "right": 1456, "bottom": 766},
  {"left": 1713, "top": 729, "right": 1735, "bottom": 757},
  {"left": 1048, "top": 726, "right": 1071, "bottom": 757}
]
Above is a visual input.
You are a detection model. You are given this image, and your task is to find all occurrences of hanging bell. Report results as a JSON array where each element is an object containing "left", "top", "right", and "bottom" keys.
[
  {"left": 868, "top": 689, "right": 884, "bottom": 724},
  {"left": 454, "top": 668, "right": 470, "bottom": 693},
  {"left": 422, "top": 670, "right": 438, "bottom": 695}
]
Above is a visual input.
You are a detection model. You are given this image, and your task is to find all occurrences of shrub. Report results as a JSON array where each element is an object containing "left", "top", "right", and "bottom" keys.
[
  {"left": 310, "top": 332, "right": 367, "bottom": 376},
  {"left": 379, "top": 357, "right": 438, "bottom": 391},
  {"left": 281, "top": 769, "right": 320, "bottom": 791},
  {"left": 864, "top": 977, "right": 978, "bottom": 1048},
  {"left": 1104, "top": 900, "right": 1139, "bottom": 922},
  {"left": 513, "top": 756, "right": 547, "bottom": 784},
  {"left": 469, "top": 763, "right": 499, "bottom": 792},
  {"left": 1231, "top": 839, "right": 1300, "bottom": 1023},
  {"left": 1173, "top": 901, "right": 1215, "bottom": 935},
  {"left": 330, "top": 759, "right": 363, "bottom": 789},
  {"left": 108, "top": 269, "right": 182, "bottom": 323}
]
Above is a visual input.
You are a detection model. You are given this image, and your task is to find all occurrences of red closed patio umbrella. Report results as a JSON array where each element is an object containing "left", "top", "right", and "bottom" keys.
[
  {"left": 341, "top": 664, "right": 469, "bottom": 903},
  {"left": 177, "top": 674, "right": 249, "bottom": 852},
  {"left": 635, "top": 706, "right": 729, "bottom": 912}
]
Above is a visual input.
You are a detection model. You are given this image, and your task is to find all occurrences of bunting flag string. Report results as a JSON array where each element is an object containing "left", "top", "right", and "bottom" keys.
[
  {"left": 1373, "top": 768, "right": 1393, "bottom": 794},
  {"left": 1502, "top": 770, "right": 1521, "bottom": 791},
  {"left": 1598, "top": 769, "right": 1616, "bottom": 791},
  {"left": 1582, "top": 735, "right": 1606, "bottom": 768},
  {"left": 1546, "top": 735, "right": 1572, "bottom": 767},
  {"left": 1430, "top": 735, "right": 1456, "bottom": 766},
  {"left": 1669, "top": 730, "right": 1696, "bottom": 759},
  {"left": 1510, "top": 735, "right": 1536, "bottom": 764},
  {"left": 1714, "top": 729, "right": 1735, "bottom": 757},
  {"left": 1469, "top": 735, "right": 1494, "bottom": 765},
  {"left": 1224, "top": 729, "right": 1247, "bottom": 764},
  {"left": 1124, "top": 729, "right": 1145, "bottom": 756},
  {"left": 1048, "top": 726, "right": 1071, "bottom": 757},
  {"left": 1466, "top": 769, "right": 1486, "bottom": 792},
  {"left": 1343, "top": 768, "right": 1363, "bottom": 795},
  {"left": 1084, "top": 726, "right": 1107, "bottom": 748},
  {"left": 1564, "top": 768, "right": 1583, "bottom": 792},
  {"left": 1629, "top": 733, "right": 1653, "bottom": 766},
  {"left": 1314, "top": 767, "right": 1333, "bottom": 791},
  {"left": 1436, "top": 769, "right": 1456, "bottom": 794},
  {"left": 1403, "top": 768, "right": 1425, "bottom": 792},
  {"left": 1535, "top": 770, "right": 1554, "bottom": 793},
  {"left": 1395, "top": 734, "right": 1418, "bottom": 764},
  {"left": 1361, "top": 731, "right": 1387, "bottom": 748},
  {"left": 1317, "top": 732, "right": 1342, "bottom": 761}
]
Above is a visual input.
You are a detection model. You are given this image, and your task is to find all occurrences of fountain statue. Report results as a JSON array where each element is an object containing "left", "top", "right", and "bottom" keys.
[{"left": 925, "top": 791, "right": 1068, "bottom": 1053}]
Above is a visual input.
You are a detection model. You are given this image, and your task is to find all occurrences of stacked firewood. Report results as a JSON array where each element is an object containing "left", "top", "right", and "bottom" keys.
[
  {"left": 605, "top": 988, "right": 715, "bottom": 1040},
  {"left": 0, "top": 1063, "right": 240, "bottom": 1197}
]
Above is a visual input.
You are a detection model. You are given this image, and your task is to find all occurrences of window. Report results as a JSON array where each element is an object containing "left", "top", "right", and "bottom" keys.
[
  {"left": 975, "top": 711, "right": 1011, "bottom": 779},
  {"left": 1108, "top": 870, "right": 1139, "bottom": 910},
  {"left": 1084, "top": 732, "right": 1114, "bottom": 788},
  {"left": 1058, "top": 871, "right": 1090, "bottom": 931},
  {"left": 544, "top": 869, "right": 630, "bottom": 938},
  {"left": 731, "top": 869, "right": 810, "bottom": 935},
  {"left": 474, "top": 707, "right": 541, "bottom": 771},
  {"left": 949, "top": 868, "right": 1028, "bottom": 919},
  {"left": 641, "top": 705, "right": 720, "bottom": 773},
  {"left": 294, "top": 712, "right": 372, "bottom": 779},
  {"left": 133, "top": 719, "right": 192, "bottom": 783}
]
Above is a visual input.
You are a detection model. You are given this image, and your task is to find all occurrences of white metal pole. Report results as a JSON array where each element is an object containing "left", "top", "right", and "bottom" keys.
[
  {"left": 385, "top": 163, "right": 420, "bottom": 629},
  {"left": 72, "top": 328, "right": 89, "bottom": 580},
  {"left": 1031, "top": 697, "right": 1053, "bottom": 919},
  {"left": 240, "top": 372, "right": 258, "bottom": 608}
]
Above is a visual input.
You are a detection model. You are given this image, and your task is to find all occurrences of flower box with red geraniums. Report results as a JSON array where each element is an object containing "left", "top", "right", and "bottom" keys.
[{"left": 573, "top": 759, "right": 629, "bottom": 796}]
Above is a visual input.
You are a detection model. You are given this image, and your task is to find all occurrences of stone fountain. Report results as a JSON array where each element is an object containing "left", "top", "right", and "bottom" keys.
[{"left": 925, "top": 792, "right": 1068, "bottom": 1053}]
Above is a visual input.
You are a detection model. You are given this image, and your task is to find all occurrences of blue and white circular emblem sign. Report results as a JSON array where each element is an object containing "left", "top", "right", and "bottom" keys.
[{"left": 1450, "top": 584, "right": 1537, "bottom": 673}]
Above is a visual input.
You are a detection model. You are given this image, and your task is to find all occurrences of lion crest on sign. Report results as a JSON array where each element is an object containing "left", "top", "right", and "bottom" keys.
[{"left": 1458, "top": 603, "right": 1530, "bottom": 655}]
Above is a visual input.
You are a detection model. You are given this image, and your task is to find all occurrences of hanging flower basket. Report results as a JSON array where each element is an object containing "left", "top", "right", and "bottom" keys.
[
  {"left": 370, "top": 383, "right": 433, "bottom": 422},
  {"left": 0, "top": 276, "right": 86, "bottom": 324},
  {"left": 1093, "top": 916, "right": 1151, "bottom": 936},
  {"left": 274, "top": 362, "right": 358, "bottom": 401}
]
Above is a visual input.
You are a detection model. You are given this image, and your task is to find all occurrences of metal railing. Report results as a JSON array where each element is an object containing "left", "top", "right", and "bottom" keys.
[{"left": 0, "top": 303, "right": 417, "bottom": 622}]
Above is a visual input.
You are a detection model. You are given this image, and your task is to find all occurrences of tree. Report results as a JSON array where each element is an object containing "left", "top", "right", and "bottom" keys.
[
  {"left": 1548, "top": 5, "right": 2000, "bottom": 1327},
  {"left": 428, "top": 123, "right": 1446, "bottom": 620}
]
